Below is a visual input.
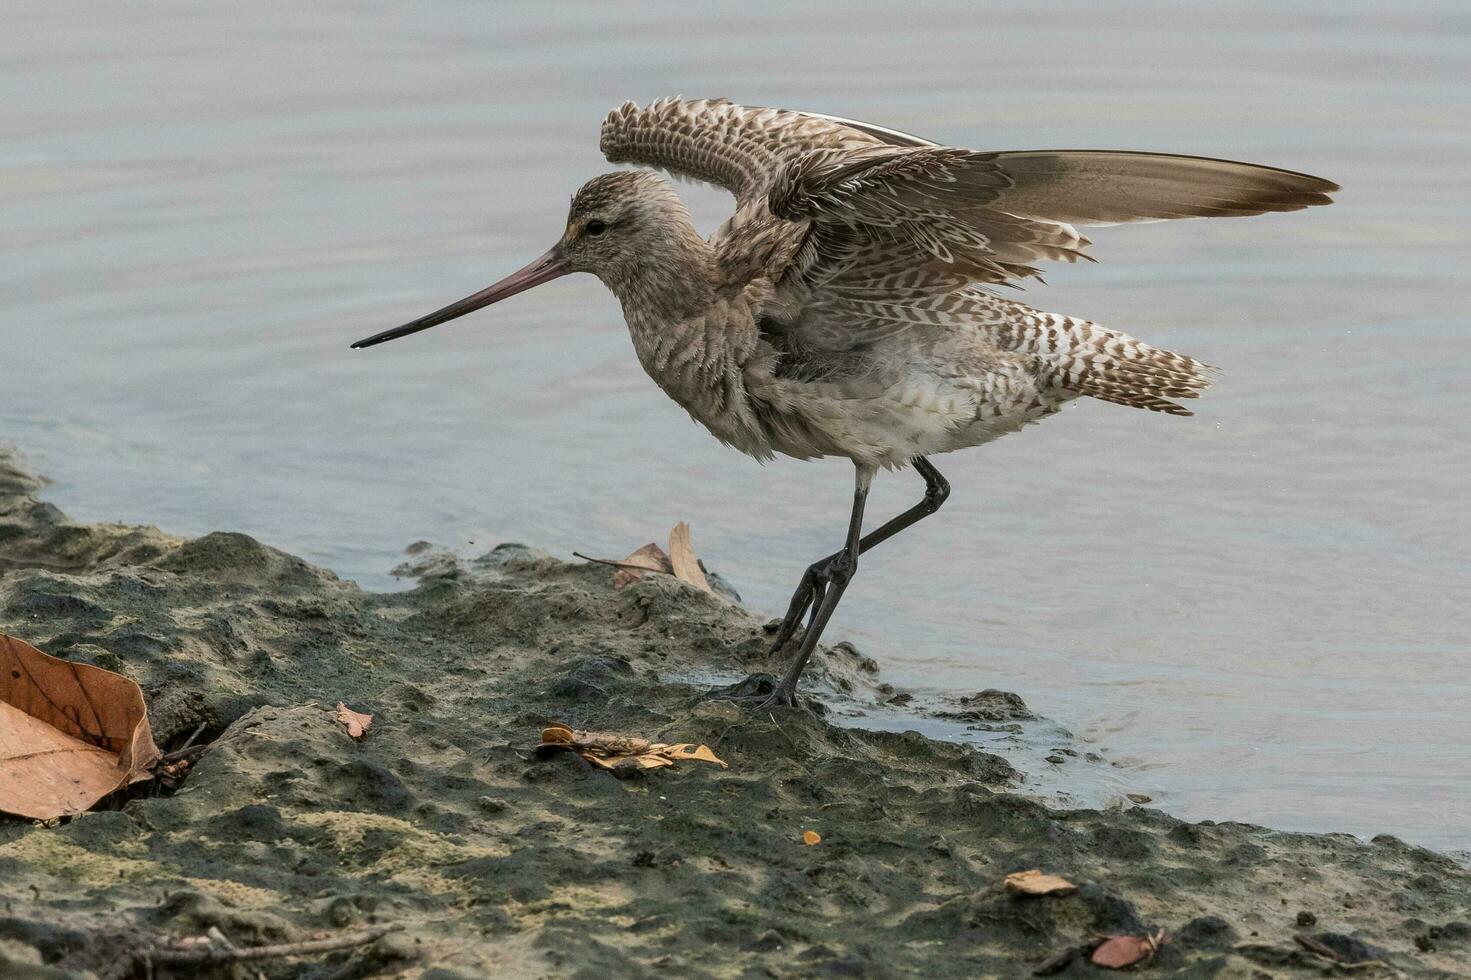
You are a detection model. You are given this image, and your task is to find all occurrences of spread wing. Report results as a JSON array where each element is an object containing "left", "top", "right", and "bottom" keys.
[
  {"left": 764, "top": 142, "right": 1336, "bottom": 355},
  {"left": 600, "top": 98, "right": 1338, "bottom": 345},
  {"left": 601, "top": 97, "right": 1336, "bottom": 271}
]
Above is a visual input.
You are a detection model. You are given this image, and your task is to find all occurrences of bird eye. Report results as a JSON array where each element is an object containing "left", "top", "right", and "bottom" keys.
[{"left": 585, "top": 219, "right": 607, "bottom": 237}]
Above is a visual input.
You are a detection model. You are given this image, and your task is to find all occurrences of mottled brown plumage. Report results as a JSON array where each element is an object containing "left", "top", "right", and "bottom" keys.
[{"left": 356, "top": 97, "right": 1338, "bottom": 709}]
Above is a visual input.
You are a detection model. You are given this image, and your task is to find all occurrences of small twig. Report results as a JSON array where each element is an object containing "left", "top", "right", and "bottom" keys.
[
  {"left": 179, "top": 721, "right": 208, "bottom": 752},
  {"left": 156, "top": 722, "right": 212, "bottom": 768},
  {"left": 146, "top": 924, "right": 402, "bottom": 965},
  {"left": 571, "top": 552, "right": 665, "bottom": 574},
  {"left": 161, "top": 744, "right": 209, "bottom": 764}
]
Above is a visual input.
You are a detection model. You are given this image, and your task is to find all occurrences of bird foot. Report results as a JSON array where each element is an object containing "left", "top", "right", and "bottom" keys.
[{"left": 704, "top": 673, "right": 804, "bottom": 712}]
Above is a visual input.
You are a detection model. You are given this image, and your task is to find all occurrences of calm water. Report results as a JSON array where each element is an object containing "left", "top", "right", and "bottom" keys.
[{"left": 3, "top": 2, "right": 1468, "bottom": 849}]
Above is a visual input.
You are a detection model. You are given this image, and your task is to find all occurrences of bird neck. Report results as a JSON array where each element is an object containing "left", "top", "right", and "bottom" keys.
[
  {"left": 603, "top": 222, "right": 717, "bottom": 324},
  {"left": 608, "top": 227, "right": 771, "bottom": 452}
]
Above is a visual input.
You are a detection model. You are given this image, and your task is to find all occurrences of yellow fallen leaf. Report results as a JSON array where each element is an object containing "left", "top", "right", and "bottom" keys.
[
  {"left": 661, "top": 743, "right": 729, "bottom": 769},
  {"left": 667, "top": 522, "right": 712, "bottom": 593},
  {"left": 556, "top": 729, "right": 652, "bottom": 756},
  {"left": 803, "top": 830, "right": 822, "bottom": 846},
  {"left": 533, "top": 724, "right": 728, "bottom": 775},
  {"left": 540, "top": 725, "right": 575, "bottom": 745},
  {"left": 1004, "top": 869, "right": 1077, "bottom": 896},
  {"left": 583, "top": 752, "right": 675, "bottom": 771}
]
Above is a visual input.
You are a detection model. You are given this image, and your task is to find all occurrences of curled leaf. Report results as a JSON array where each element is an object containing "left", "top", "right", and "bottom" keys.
[
  {"left": 1090, "top": 930, "right": 1168, "bottom": 969},
  {"left": 615, "top": 542, "right": 674, "bottom": 589},
  {"left": 540, "top": 724, "right": 575, "bottom": 745},
  {"left": 574, "top": 543, "right": 674, "bottom": 589},
  {"left": 803, "top": 830, "right": 822, "bottom": 846},
  {"left": 667, "top": 522, "right": 711, "bottom": 593},
  {"left": 1005, "top": 869, "right": 1078, "bottom": 897},
  {"left": 577, "top": 524, "right": 714, "bottom": 594},
  {"left": 335, "top": 703, "right": 373, "bottom": 740},
  {"left": 1, "top": 632, "right": 161, "bottom": 820}
]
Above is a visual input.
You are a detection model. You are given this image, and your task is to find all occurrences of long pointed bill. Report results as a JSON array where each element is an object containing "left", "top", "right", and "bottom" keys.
[{"left": 351, "top": 247, "right": 570, "bottom": 349}]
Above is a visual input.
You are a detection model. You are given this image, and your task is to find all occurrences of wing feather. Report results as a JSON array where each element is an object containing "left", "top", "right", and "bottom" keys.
[
  {"left": 600, "top": 98, "right": 1338, "bottom": 358},
  {"left": 768, "top": 146, "right": 1085, "bottom": 291},
  {"left": 600, "top": 97, "right": 886, "bottom": 202},
  {"left": 985, "top": 150, "right": 1339, "bottom": 225}
]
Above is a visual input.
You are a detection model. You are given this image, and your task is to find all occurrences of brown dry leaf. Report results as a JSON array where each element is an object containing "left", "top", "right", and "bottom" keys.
[
  {"left": 612, "top": 542, "right": 674, "bottom": 589},
  {"left": 1005, "top": 869, "right": 1078, "bottom": 897},
  {"left": 573, "top": 543, "right": 674, "bottom": 589},
  {"left": 803, "top": 830, "right": 822, "bottom": 846},
  {"left": 335, "top": 703, "right": 373, "bottom": 740},
  {"left": 0, "top": 631, "right": 161, "bottom": 820},
  {"left": 667, "top": 522, "right": 712, "bottom": 593},
  {"left": 1090, "top": 930, "right": 1167, "bottom": 969}
]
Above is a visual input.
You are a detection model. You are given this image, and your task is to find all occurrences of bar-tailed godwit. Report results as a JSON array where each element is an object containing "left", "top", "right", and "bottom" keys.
[{"left": 354, "top": 98, "right": 1337, "bottom": 709}]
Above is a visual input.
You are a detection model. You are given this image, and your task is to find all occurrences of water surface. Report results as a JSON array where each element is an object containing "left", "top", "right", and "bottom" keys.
[{"left": 3, "top": 1, "right": 1468, "bottom": 849}]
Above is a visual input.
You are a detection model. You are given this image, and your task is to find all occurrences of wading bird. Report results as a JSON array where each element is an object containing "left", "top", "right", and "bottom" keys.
[{"left": 353, "top": 98, "right": 1336, "bottom": 709}]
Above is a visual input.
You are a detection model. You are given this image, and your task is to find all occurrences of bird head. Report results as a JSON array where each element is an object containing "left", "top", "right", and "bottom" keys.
[
  {"left": 351, "top": 170, "right": 696, "bottom": 350},
  {"left": 559, "top": 170, "right": 692, "bottom": 278}
]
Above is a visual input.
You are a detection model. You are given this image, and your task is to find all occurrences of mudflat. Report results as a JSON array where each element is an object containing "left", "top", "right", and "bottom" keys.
[{"left": 1, "top": 448, "right": 1467, "bottom": 978}]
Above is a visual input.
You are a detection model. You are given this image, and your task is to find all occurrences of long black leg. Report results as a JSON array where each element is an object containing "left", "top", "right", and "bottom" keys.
[
  {"left": 765, "top": 457, "right": 951, "bottom": 661},
  {"left": 759, "top": 464, "right": 874, "bottom": 708}
]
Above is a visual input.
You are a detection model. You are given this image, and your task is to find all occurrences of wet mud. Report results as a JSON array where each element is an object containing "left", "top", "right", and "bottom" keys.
[{"left": 1, "top": 448, "right": 1467, "bottom": 978}]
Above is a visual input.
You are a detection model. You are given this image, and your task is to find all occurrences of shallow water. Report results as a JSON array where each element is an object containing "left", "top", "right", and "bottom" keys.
[{"left": 3, "top": 2, "right": 1468, "bottom": 849}]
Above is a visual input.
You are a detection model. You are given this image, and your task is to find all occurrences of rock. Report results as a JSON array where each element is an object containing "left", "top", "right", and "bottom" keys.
[
  {"left": 934, "top": 688, "right": 1034, "bottom": 722},
  {"left": 1177, "top": 915, "right": 1238, "bottom": 951},
  {"left": 477, "top": 796, "right": 510, "bottom": 814}
]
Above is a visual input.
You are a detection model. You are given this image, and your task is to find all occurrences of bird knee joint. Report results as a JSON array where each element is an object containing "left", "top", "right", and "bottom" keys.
[{"left": 924, "top": 482, "right": 951, "bottom": 512}]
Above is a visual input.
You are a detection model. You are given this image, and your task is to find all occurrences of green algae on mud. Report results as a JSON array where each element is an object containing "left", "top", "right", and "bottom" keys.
[{"left": 0, "top": 448, "right": 1468, "bottom": 979}]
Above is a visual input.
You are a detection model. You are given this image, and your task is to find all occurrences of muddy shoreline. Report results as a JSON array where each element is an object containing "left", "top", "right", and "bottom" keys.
[{"left": 1, "top": 447, "right": 1467, "bottom": 978}]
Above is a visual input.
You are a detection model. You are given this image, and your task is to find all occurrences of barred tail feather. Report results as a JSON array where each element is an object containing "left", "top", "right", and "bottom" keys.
[{"left": 990, "top": 303, "right": 1215, "bottom": 416}]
